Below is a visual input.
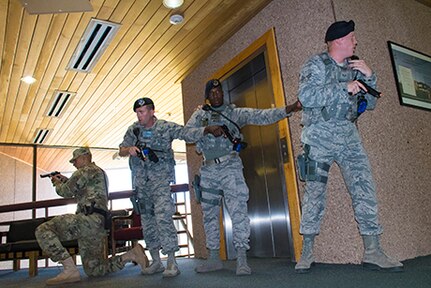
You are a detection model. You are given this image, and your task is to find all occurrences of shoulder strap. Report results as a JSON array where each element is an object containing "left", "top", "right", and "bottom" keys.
[
  {"left": 207, "top": 105, "right": 241, "bottom": 133},
  {"left": 319, "top": 52, "right": 332, "bottom": 66}
]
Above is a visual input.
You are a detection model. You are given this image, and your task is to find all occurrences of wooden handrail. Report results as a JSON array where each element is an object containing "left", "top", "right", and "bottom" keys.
[{"left": 0, "top": 183, "right": 190, "bottom": 214}]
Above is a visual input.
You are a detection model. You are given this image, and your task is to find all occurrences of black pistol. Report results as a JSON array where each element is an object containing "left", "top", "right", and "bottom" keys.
[
  {"left": 356, "top": 79, "right": 381, "bottom": 98},
  {"left": 40, "top": 171, "right": 60, "bottom": 178}
]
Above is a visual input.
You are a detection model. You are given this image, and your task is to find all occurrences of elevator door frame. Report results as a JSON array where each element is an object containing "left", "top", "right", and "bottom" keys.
[{"left": 210, "top": 28, "right": 302, "bottom": 261}]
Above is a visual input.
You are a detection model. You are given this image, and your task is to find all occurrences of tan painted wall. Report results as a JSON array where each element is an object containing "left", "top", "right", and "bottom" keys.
[
  {"left": 182, "top": 0, "right": 431, "bottom": 263},
  {"left": 0, "top": 152, "right": 57, "bottom": 223}
]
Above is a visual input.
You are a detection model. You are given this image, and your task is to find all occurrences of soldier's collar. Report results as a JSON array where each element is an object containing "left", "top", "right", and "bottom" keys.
[{"left": 210, "top": 104, "right": 227, "bottom": 112}]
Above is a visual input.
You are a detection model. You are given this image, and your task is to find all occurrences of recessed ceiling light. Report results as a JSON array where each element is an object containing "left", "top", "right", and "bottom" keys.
[
  {"left": 21, "top": 75, "right": 37, "bottom": 84},
  {"left": 163, "top": 0, "right": 184, "bottom": 9}
]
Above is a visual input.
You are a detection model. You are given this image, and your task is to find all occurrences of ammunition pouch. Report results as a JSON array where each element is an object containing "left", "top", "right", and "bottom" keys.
[
  {"left": 320, "top": 103, "right": 352, "bottom": 122},
  {"left": 192, "top": 175, "right": 223, "bottom": 206},
  {"left": 296, "top": 145, "right": 330, "bottom": 184}
]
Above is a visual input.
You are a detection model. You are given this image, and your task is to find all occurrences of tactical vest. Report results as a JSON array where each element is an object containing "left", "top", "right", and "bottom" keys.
[
  {"left": 130, "top": 120, "right": 175, "bottom": 179},
  {"left": 197, "top": 104, "right": 242, "bottom": 159},
  {"left": 302, "top": 53, "right": 358, "bottom": 126}
]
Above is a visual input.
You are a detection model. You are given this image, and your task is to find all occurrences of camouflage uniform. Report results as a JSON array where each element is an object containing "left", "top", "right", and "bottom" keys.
[
  {"left": 186, "top": 104, "right": 290, "bottom": 250},
  {"left": 120, "top": 119, "right": 205, "bottom": 255},
  {"left": 298, "top": 51, "right": 382, "bottom": 236},
  {"left": 35, "top": 162, "right": 122, "bottom": 277}
]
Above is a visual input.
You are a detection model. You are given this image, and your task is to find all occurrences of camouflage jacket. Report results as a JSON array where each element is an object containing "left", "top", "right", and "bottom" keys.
[
  {"left": 298, "top": 51, "right": 378, "bottom": 126},
  {"left": 185, "top": 104, "right": 289, "bottom": 160},
  {"left": 55, "top": 162, "right": 108, "bottom": 213},
  {"left": 298, "top": 52, "right": 377, "bottom": 145},
  {"left": 120, "top": 119, "right": 205, "bottom": 182}
]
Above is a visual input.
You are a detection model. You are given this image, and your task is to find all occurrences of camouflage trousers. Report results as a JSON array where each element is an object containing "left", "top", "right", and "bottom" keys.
[
  {"left": 200, "top": 156, "right": 250, "bottom": 250},
  {"left": 35, "top": 214, "right": 124, "bottom": 277},
  {"left": 300, "top": 136, "right": 383, "bottom": 236},
  {"left": 135, "top": 174, "right": 179, "bottom": 254}
]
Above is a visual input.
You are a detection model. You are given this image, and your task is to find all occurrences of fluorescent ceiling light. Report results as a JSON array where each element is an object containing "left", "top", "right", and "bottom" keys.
[
  {"left": 21, "top": 75, "right": 36, "bottom": 84},
  {"left": 33, "top": 128, "right": 50, "bottom": 144},
  {"left": 67, "top": 18, "right": 121, "bottom": 73},
  {"left": 46, "top": 90, "right": 75, "bottom": 117},
  {"left": 163, "top": 0, "right": 184, "bottom": 9}
]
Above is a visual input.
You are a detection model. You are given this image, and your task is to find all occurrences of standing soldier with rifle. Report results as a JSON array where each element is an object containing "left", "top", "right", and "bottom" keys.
[
  {"left": 36, "top": 147, "right": 149, "bottom": 286},
  {"left": 186, "top": 79, "right": 301, "bottom": 276}
]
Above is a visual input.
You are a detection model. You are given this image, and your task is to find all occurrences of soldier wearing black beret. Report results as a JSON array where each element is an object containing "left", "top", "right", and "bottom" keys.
[{"left": 295, "top": 20, "right": 404, "bottom": 274}]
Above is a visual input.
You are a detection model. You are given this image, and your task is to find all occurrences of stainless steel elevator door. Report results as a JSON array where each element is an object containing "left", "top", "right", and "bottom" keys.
[{"left": 222, "top": 52, "right": 292, "bottom": 259}]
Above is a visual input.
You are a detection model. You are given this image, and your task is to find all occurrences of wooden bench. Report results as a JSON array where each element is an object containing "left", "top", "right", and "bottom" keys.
[{"left": 0, "top": 218, "right": 78, "bottom": 277}]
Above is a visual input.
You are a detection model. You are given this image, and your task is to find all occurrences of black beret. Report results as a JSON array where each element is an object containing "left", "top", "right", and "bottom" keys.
[
  {"left": 205, "top": 79, "right": 221, "bottom": 98},
  {"left": 133, "top": 97, "right": 154, "bottom": 112},
  {"left": 325, "top": 20, "right": 355, "bottom": 42}
]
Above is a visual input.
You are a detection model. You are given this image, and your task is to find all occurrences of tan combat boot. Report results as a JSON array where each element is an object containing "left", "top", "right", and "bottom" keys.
[
  {"left": 295, "top": 234, "right": 316, "bottom": 273},
  {"left": 142, "top": 249, "right": 165, "bottom": 275},
  {"left": 362, "top": 235, "right": 403, "bottom": 272},
  {"left": 46, "top": 257, "right": 81, "bottom": 286},
  {"left": 121, "top": 244, "right": 149, "bottom": 272},
  {"left": 195, "top": 249, "right": 223, "bottom": 273},
  {"left": 236, "top": 249, "right": 251, "bottom": 276},
  {"left": 162, "top": 252, "right": 180, "bottom": 278}
]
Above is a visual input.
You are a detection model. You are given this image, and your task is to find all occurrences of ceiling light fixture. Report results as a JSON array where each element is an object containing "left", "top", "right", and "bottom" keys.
[
  {"left": 67, "top": 18, "right": 121, "bottom": 73},
  {"left": 21, "top": 75, "right": 36, "bottom": 84},
  {"left": 169, "top": 14, "right": 184, "bottom": 25},
  {"left": 33, "top": 128, "right": 50, "bottom": 144},
  {"left": 163, "top": 0, "right": 184, "bottom": 9}
]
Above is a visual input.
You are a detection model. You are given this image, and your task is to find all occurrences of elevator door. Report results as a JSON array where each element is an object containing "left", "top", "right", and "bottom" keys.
[{"left": 222, "top": 52, "right": 293, "bottom": 259}]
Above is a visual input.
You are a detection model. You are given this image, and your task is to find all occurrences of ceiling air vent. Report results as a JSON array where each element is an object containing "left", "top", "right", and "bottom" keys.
[
  {"left": 33, "top": 129, "right": 51, "bottom": 144},
  {"left": 46, "top": 90, "right": 75, "bottom": 117},
  {"left": 67, "top": 18, "right": 120, "bottom": 72}
]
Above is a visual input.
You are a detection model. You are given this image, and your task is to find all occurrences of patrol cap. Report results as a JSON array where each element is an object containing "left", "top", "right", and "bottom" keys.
[
  {"left": 133, "top": 97, "right": 154, "bottom": 112},
  {"left": 205, "top": 79, "right": 221, "bottom": 98},
  {"left": 69, "top": 147, "right": 91, "bottom": 163},
  {"left": 325, "top": 20, "right": 355, "bottom": 42}
]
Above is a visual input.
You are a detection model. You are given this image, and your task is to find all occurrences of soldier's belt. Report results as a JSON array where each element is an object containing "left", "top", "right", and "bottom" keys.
[
  {"left": 203, "top": 152, "right": 238, "bottom": 166},
  {"left": 303, "top": 104, "right": 351, "bottom": 122},
  {"left": 78, "top": 205, "right": 112, "bottom": 230}
]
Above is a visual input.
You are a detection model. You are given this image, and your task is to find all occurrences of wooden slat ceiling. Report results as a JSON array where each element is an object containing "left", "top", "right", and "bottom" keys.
[{"left": 0, "top": 0, "right": 272, "bottom": 171}]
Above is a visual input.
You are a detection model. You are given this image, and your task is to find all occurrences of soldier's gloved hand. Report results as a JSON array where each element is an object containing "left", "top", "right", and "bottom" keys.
[{"left": 204, "top": 125, "right": 225, "bottom": 137}]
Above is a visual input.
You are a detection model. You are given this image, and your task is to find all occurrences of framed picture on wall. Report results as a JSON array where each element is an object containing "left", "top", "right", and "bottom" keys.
[{"left": 387, "top": 41, "right": 431, "bottom": 111}]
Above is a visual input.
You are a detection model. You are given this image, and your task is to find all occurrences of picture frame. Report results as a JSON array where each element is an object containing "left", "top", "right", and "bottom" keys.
[{"left": 387, "top": 41, "right": 431, "bottom": 111}]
